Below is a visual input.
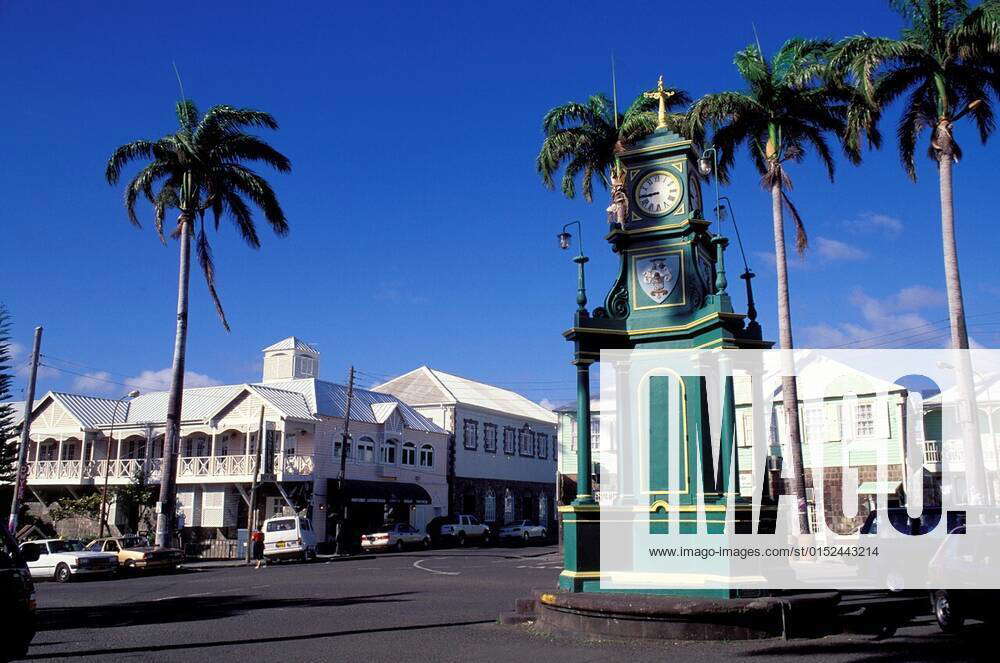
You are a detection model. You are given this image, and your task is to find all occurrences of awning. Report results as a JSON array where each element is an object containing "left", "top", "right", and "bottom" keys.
[
  {"left": 856, "top": 481, "right": 903, "bottom": 495},
  {"left": 327, "top": 479, "right": 432, "bottom": 505}
]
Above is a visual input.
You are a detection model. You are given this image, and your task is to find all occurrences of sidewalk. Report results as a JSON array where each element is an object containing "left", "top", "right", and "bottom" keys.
[{"left": 180, "top": 545, "right": 558, "bottom": 569}]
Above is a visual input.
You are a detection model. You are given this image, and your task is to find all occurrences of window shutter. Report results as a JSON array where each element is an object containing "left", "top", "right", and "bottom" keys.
[
  {"left": 875, "top": 397, "right": 891, "bottom": 439},
  {"left": 825, "top": 402, "right": 842, "bottom": 442}
]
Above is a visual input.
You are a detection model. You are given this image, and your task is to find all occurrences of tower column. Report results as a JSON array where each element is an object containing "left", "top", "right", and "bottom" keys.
[{"left": 573, "top": 361, "right": 594, "bottom": 505}]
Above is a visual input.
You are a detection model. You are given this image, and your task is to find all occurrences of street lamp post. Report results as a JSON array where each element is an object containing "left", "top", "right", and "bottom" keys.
[
  {"left": 558, "top": 221, "right": 589, "bottom": 317},
  {"left": 98, "top": 389, "right": 140, "bottom": 538},
  {"left": 558, "top": 222, "right": 594, "bottom": 505}
]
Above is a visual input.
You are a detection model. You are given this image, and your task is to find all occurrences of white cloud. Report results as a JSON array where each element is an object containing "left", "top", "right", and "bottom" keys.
[
  {"left": 8, "top": 341, "right": 25, "bottom": 361},
  {"left": 126, "top": 368, "right": 222, "bottom": 392},
  {"left": 844, "top": 212, "right": 904, "bottom": 237},
  {"left": 538, "top": 398, "right": 556, "bottom": 411},
  {"left": 892, "top": 285, "right": 946, "bottom": 310},
  {"left": 72, "top": 371, "right": 116, "bottom": 394},
  {"left": 815, "top": 237, "right": 867, "bottom": 261},
  {"left": 802, "top": 286, "right": 947, "bottom": 348}
]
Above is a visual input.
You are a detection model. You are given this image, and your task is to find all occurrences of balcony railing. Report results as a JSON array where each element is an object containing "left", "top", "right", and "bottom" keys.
[
  {"left": 26, "top": 453, "right": 314, "bottom": 484},
  {"left": 923, "top": 440, "right": 942, "bottom": 464}
]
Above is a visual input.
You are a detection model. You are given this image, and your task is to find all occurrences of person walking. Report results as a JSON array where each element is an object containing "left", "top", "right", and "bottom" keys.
[{"left": 251, "top": 530, "right": 266, "bottom": 569}]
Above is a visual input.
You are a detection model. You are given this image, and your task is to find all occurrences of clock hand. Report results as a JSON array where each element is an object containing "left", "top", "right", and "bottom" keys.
[{"left": 638, "top": 192, "right": 659, "bottom": 199}]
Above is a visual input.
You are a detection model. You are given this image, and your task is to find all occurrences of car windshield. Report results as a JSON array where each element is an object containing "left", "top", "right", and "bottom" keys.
[
  {"left": 266, "top": 519, "right": 296, "bottom": 532},
  {"left": 48, "top": 540, "right": 84, "bottom": 553}
]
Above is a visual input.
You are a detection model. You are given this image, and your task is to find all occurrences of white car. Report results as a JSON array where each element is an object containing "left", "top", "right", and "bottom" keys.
[
  {"left": 263, "top": 516, "right": 317, "bottom": 561},
  {"left": 498, "top": 520, "right": 547, "bottom": 543},
  {"left": 438, "top": 514, "right": 491, "bottom": 546},
  {"left": 19, "top": 539, "right": 119, "bottom": 582},
  {"left": 361, "top": 523, "right": 430, "bottom": 552}
]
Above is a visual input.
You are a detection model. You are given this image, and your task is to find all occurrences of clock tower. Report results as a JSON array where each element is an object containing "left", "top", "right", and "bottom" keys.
[{"left": 558, "top": 83, "right": 770, "bottom": 594}]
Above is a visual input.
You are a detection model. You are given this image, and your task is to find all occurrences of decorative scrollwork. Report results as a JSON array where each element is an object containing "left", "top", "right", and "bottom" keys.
[{"left": 608, "top": 284, "right": 630, "bottom": 319}]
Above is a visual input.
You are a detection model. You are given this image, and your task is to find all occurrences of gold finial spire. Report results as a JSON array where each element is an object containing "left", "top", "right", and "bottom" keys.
[{"left": 644, "top": 75, "right": 675, "bottom": 129}]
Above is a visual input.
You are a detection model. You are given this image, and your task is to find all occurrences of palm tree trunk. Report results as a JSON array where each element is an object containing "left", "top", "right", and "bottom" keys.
[
  {"left": 771, "top": 179, "right": 811, "bottom": 535},
  {"left": 938, "top": 143, "right": 970, "bottom": 351},
  {"left": 154, "top": 215, "right": 191, "bottom": 548},
  {"left": 938, "top": 139, "right": 989, "bottom": 505}
]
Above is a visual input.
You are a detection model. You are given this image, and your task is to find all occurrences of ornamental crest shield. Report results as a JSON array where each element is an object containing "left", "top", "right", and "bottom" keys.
[{"left": 637, "top": 254, "right": 680, "bottom": 304}]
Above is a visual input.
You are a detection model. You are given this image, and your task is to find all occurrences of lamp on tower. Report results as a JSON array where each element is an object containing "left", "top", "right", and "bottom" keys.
[{"left": 557, "top": 221, "right": 589, "bottom": 317}]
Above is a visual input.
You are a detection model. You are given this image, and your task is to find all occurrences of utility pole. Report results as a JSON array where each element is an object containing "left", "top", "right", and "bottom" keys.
[
  {"left": 8, "top": 326, "right": 42, "bottom": 534},
  {"left": 334, "top": 366, "right": 355, "bottom": 556},
  {"left": 245, "top": 405, "right": 266, "bottom": 563}
]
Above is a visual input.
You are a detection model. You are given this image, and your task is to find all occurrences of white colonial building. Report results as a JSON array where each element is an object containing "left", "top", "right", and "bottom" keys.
[
  {"left": 11, "top": 337, "right": 449, "bottom": 554},
  {"left": 373, "top": 367, "right": 558, "bottom": 529}
]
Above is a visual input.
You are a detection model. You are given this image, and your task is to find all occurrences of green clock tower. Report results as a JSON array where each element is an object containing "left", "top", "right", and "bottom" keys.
[{"left": 558, "top": 78, "right": 771, "bottom": 594}]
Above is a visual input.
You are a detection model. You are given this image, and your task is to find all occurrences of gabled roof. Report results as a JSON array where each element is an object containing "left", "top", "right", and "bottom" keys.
[
  {"left": 923, "top": 371, "right": 1000, "bottom": 405},
  {"left": 262, "top": 336, "right": 318, "bottom": 354},
  {"left": 370, "top": 401, "right": 399, "bottom": 424},
  {"left": 260, "top": 378, "right": 447, "bottom": 433},
  {"left": 374, "top": 366, "right": 557, "bottom": 424}
]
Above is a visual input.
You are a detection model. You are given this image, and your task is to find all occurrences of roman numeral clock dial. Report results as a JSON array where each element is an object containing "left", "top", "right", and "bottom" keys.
[{"left": 635, "top": 170, "right": 682, "bottom": 217}]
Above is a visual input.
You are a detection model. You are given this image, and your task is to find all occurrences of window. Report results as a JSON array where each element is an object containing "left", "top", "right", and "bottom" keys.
[
  {"left": 381, "top": 439, "right": 397, "bottom": 464},
  {"left": 856, "top": 403, "right": 875, "bottom": 438},
  {"left": 483, "top": 423, "right": 498, "bottom": 453},
  {"left": 402, "top": 442, "right": 416, "bottom": 466},
  {"left": 504, "top": 489, "right": 514, "bottom": 520},
  {"left": 357, "top": 437, "right": 375, "bottom": 463},
  {"left": 536, "top": 433, "right": 548, "bottom": 459},
  {"left": 503, "top": 427, "right": 516, "bottom": 455},
  {"left": 266, "top": 518, "right": 296, "bottom": 532},
  {"left": 738, "top": 414, "right": 754, "bottom": 448},
  {"left": 803, "top": 406, "right": 825, "bottom": 443},
  {"left": 484, "top": 490, "right": 496, "bottom": 522},
  {"left": 518, "top": 427, "right": 534, "bottom": 457},
  {"left": 538, "top": 494, "right": 548, "bottom": 523},
  {"left": 419, "top": 444, "right": 434, "bottom": 467},
  {"left": 463, "top": 420, "right": 479, "bottom": 450},
  {"left": 297, "top": 355, "right": 315, "bottom": 376},
  {"left": 333, "top": 436, "right": 352, "bottom": 460}
]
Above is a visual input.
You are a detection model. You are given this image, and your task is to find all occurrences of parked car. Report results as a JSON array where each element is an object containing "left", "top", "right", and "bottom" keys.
[
  {"left": 85, "top": 535, "right": 184, "bottom": 572},
  {"left": 19, "top": 539, "right": 119, "bottom": 582},
  {"left": 928, "top": 522, "right": 1000, "bottom": 632},
  {"left": 498, "top": 520, "right": 547, "bottom": 543},
  {"left": 361, "top": 523, "right": 430, "bottom": 552},
  {"left": 2, "top": 524, "right": 36, "bottom": 659},
  {"left": 263, "top": 516, "right": 317, "bottom": 561},
  {"left": 438, "top": 514, "right": 491, "bottom": 546}
]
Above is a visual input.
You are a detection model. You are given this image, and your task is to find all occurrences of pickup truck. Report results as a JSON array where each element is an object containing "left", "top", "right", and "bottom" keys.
[{"left": 438, "top": 514, "right": 491, "bottom": 546}]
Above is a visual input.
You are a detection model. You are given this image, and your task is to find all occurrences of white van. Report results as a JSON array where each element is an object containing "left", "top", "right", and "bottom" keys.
[{"left": 262, "top": 516, "right": 317, "bottom": 561}]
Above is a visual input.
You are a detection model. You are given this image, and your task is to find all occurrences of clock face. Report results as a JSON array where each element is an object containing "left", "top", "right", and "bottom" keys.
[{"left": 635, "top": 170, "right": 682, "bottom": 217}]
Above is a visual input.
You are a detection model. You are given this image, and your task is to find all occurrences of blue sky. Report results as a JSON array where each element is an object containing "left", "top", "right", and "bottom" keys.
[{"left": 4, "top": 0, "right": 999, "bottom": 407}]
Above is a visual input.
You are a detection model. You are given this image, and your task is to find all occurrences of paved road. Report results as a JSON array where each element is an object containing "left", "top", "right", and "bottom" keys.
[{"left": 20, "top": 544, "right": 993, "bottom": 662}]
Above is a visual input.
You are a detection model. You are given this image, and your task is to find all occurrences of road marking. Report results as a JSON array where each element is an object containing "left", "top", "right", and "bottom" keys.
[
  {"left": 155, "top": 584, "right": 270, "bottom": 601},
  {"left": 412, "top": 558, "right": 460, "bottom": 575}
]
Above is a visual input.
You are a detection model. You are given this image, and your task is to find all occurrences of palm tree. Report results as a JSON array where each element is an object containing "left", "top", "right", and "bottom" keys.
[
  {"left": 536, "top": 86, "right": 692, "bottom": 204},
  {"left": 688, "top": 39, "right": 858, "bottom": 535},
  {"left": 834, "top": 0, "right": 1000, "bottom": 351},
  {"left": 106, "top": 100, "right": 291, "bottom": 547},
  {"left": 834, "top": 0, "right": 1000, "bottom": 506}
]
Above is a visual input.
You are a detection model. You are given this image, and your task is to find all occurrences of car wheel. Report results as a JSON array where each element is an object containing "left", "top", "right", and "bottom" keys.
[
  {"left": 55, "top": 563, "right": 72, "bottom": 583},
  {"left": 540, "top": 529, "right": 547, "bottom": 540},
  {"left": 123, "top": 560, "right": 136, "bottom": 574},
  {"left": 457, "top": 531, "right": 466, "bottom": 547},
  {"left": 422, "top": 537, "right": 430, "bottom": 549},
  {"left": 933, "top": 590, "right": 964, "bottom": 633},
  {"left": 522, "top": 532, "right": 531, "bottom": 543},
  {"left": 395, "top": 540, "right": 406, "bottom": 553}
]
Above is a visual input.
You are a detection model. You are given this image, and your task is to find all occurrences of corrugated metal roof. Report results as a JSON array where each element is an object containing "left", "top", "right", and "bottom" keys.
[
  {"left": 7, "top": 378, "right": 444, "bottom": 434},
  {"left": 264, "top": 378, "right": 447, "bottom": 433},
  {"left": 376, "top": 367, "right": 556, "bottom": 424},
  {"left": 248, "top": 384, "right": 319, "bottom": 421},
  {"left": 262, "top": 336, "right": 319, "bottom": 354},
  {"left": 122, "top": 385, "right": 246, "bottom": 424},
  {"left": 53, "top": 392, "right": 122, "bottom": 428}
]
